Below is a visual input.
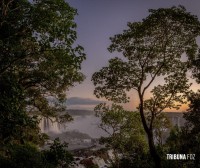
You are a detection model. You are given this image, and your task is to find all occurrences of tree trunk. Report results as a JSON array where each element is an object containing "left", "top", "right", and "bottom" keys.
[
  {"left": 138, "top": 99, "right": 162, "bottom": 168},
  {"left": 147, "top": 131, "right": 162, "bottom": 168}
]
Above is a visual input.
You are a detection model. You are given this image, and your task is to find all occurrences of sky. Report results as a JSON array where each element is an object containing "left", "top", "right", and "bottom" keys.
[{"left": 65, "top": 0, "right": 200, "bottom": 111}]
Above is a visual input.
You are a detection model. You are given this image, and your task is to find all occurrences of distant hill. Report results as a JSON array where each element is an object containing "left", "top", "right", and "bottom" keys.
[{"left": 67, "top": 109, "right": 95, "bottom": 116}]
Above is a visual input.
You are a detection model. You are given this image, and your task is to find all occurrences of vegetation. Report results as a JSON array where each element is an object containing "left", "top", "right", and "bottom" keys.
[
  {"left": 0, "top": 0, "right": 85, "bottom": 167},
  {"left": 95, "top": 103, "right": 148, "bottom": 167},
  {"left": 95, "top": 104, "right": 147, "bottom": 154},
  {"left": 92, "top": 6, "right": 200, "bottom": 167},
  {"left": 163, "top": 91, "right": 200, "bottom": 168},
  {"left": 162, "top": 31, "right": 200, "bottom": 168},
  {"left": 0, "top": 138, "right": 73, "bottom": 168},
  {"left": 1, "top": 1, "right": 200, "bottom": 167},
  {"left": 0, "top": 0, "right": 85, "bottom": 122}
]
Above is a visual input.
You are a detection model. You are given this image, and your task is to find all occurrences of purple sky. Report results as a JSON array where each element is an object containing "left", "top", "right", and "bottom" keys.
[{"left": 65, "top": 0, "right": 200, "bottom": 111}]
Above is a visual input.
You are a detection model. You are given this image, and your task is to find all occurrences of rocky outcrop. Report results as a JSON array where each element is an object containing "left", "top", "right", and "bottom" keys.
[{"left": 70, "top": 148, "right": 114, "bottom": 168}]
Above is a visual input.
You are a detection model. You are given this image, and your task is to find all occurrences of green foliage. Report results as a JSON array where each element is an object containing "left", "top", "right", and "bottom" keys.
[
  {"left": 0, "top": 0, "right": 85, "bottom": 144},
  {"left": 163, "top": 126, "right": 198, "bottom": 168},
  {"left": 0, "top": 140, "right": 73, "bottom": 168},
  {"left": 0, "top": 0, "right": 85, "bottom": 120},
  {"left": 0, "top": 74, "right": 45, "bottom": 146},
  {"left": 184, "top": 91, "right": 200, "bottom": 129},
  {"left": 0, "top": 143, "right": 45, "bottom": 168},
  {"left": 92, "top": 5, "right": 199, "bottom": 111},
  {"left": 43, "top": 138, "right": 73, "bottom": 168},
  {"left": 0, "top": 0, "right": 83, "bottom": 167},
  {"left": 163, "top": 92, "right": 200, "bottom": 168},
  {"left": 95, "top": 103, "right": 148, "bottom": 167},
  {"left": 183, "top": 91, "right": 200, "bottom": 167},
  {"left": 95, "top": 103, "right": 147, "bottom": 154},
  {"left": 92, "top": 6, "right": 200, "bottom": 167},
  {"left": 165, "top": 126, "right": 183, "bottom": 153}
]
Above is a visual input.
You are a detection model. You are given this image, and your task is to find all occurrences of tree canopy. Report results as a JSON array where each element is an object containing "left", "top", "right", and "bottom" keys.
[
  {"left": 0, "top": 0, "right": 86, "bottom": 121},
  {"left": 0, "top": 0, "right": 84, "bottom": 167},
  {"left": 92, "top": 6, "right": 200, "bottom": 167},
  {"left": 95, "top": 103, "right": 147, "bottom": 168}
]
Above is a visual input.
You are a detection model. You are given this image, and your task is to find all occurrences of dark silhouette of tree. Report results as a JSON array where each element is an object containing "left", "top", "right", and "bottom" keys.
[
  {"left": 92, "top": 6, "right": 200, "bottom": 167},
  {"left": 184, "top": 91, "right": 200, "bottom": 167},
  {"left": 0, "top": 0, "right": 86, "bottom": 121},
  {"left": 183, "top": 30, "right": 200, "bottom": 167},
  {"left": 0, "top": 1, "right": 84, "bottom": 166},
  {"left": 165, "top": 91, "right": 200, "bottom": 168}
]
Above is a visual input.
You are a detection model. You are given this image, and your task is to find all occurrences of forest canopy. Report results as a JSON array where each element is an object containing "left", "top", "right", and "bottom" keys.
[{"left": 0, "top": 1, "right": 85, "bottom": 167}]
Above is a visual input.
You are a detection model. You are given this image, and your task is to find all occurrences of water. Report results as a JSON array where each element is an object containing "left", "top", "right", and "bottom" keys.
[
  {"left": 39, "top": 114, "right": 108, "bottom": 138},
  {"left": 66, "top": 115, "right": 107, "bottom": 138}
]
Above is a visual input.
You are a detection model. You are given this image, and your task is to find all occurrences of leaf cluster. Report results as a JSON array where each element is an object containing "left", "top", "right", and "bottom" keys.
[
  {"left": 92, "top": 6, "right": 200, "bottom": 106},
  {"left": 0, "top": 0, "right": 86, "bottom": 121},
  {"left": 95, "top": 103, "right": 147, "bottom": 154}
]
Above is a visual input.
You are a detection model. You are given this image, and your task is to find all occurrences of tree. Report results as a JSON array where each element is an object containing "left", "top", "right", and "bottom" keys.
[
  {"left": 0, "top": 139, "right": 73, "bottom": 168},
  {"left": 0, "top": 0, "right": 84, "bottom": 165},
  {"left": 92, "top": 6, "right": 200, "bottom": 167},
  {"left": 0, "top": 0, "right": 86, "bottom": 121},
  {"left": 184, "top": 18, "right": 200, "bottom": 166},
  {"left": 183, "top": 91, "right": 200, "bottom": 167},
  {"left": 0, "top": 74, "right": 42, "bottom": 145},
  {"left": 164, "top": 92, "right": 200, "bottom": 168},
  {"left": 94, "top": 103, "right": 147, "bottom": 168},
  {"left": 43, "top": 138, "right": 73, "bottom": 168},
  {"left": 164, "top": 126, "right": 189, "bottom": 168}
]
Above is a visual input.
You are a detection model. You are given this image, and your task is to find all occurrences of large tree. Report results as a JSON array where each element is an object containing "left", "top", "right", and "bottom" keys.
[
  {"left": 0, "top": 0, "right": 85, "bottom": 166},
  {"left": 0, "top": 1, "right": 84, "bottom": 166},
  {"left": 0, "top": 0, "right": 85, "bottom": 121},
  {"left": 92, "top": 6, "right": 200, "bottom": 167}
]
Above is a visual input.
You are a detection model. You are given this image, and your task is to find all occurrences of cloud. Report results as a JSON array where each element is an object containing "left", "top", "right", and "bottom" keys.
[{"left": 66, "top": 97, "right": 105, "bottom": 106}]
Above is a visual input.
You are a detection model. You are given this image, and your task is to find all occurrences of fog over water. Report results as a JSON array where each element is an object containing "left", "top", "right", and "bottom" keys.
[
  {"left": 39, "top": 111, "right": 108, "bottom": 138},
  {"left": 40, "top": 110, "right": 185, "bottom": 139},
  {"left": 66, "top": 115, "right": 107, "bottom": 138}
]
